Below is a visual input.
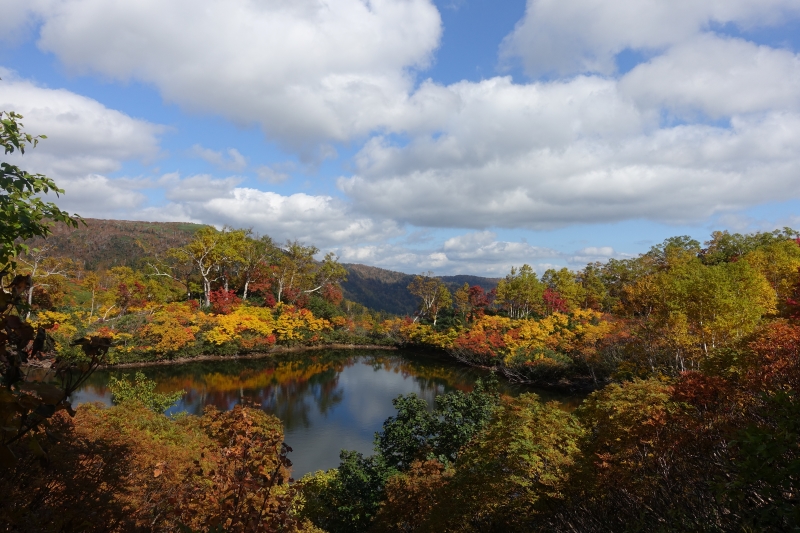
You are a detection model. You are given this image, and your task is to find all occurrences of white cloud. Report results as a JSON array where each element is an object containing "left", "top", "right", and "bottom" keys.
[
  {"left": 0, "top": 71, "right": 163, "bottom": 179},
  {"left": 4, "top": 0, "right": 800, "bottom": 279},
  {"left": 577, "top": 246, "right": 615, "bottom": 257},
  {"left": 340, "top": 65, "right": 800, "bottom": 230},
  {"left": 159, "top": 173, "right": 243, "bottom": 203},
  {"left": 0, "top": 0, "right": 51, "bottom": 42},
  {"left": 501, "top": 0, "right": 800, "bottom": 77},
  {"left": 30, "top": 0, "right": 442, "bottom": 147},
  {"left": 442, "top": 231, "right": 558, "bottom": 262},
  {"left": 190, "top": 145, "right": 248, "bottom": 171},
  {"left": 567, "top": 246, "right": 626, "bottom": 265},
  {"left": 335, "top": 231, "right": 565, "bottom": 276},
  {"left": 50, "top": 174, "right": 149, "bottom": 218},
  {"left": 140, "top": 183, "right": 404, "bottom": 248},
  {"left": 620, "top": 35, "right": 800, "bottom": 118}
]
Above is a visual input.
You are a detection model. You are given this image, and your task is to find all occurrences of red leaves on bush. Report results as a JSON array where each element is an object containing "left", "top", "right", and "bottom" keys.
[
  {"left": 453, "top": 329, "right": 506, "bottom": 358},
  {"left": 210, "top": 289, "right": 242, "bottom": 315}
]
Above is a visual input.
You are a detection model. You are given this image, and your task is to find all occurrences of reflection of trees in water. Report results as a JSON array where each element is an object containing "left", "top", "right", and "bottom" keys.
[
  {"left": 75, "top": 351, "right": 584, "bottom": 421},
  {"left": 76, "top": 356, "right": 355, "bottom": 425},
  {"left": 255, "top": 368, "right": 345, "bottom": 430},
  {"left": 363, "top": 354, "right": 485, "bottom": 393},
  {"left": 164, "top": 360, "right": 353, "bottom": 427}
]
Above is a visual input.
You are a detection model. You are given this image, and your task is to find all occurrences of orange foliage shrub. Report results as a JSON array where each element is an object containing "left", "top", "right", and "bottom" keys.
[
  {"left": 372, "top": 459, "right": 453, "bottom": 532},
  {"left": 0, "top": 402, "right": 316, "bottom": 532},
  {"left": 746, "top": 319, "right": 800, "bottom": 392}
]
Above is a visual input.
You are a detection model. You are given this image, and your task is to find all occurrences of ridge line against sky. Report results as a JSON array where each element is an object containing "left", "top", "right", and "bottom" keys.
[{"left": 1, "top": 0, "right": 800, "bottom": 276}]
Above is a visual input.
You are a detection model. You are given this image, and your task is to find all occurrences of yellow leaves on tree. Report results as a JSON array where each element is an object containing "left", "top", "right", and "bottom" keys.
[
  {"left": 140, "top": 304, "right": 202, "bottom": 354},
  {"left": 274, "top": 305, "right": 330, "bottom": 343},
  {"left": 205, "top": 306, "right": 276, "bottom": 346}
]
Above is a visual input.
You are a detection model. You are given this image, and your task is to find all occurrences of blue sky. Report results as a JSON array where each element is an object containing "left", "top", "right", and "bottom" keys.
[{"left": 2, "top": 0, "right": 800, "bottom": 276}]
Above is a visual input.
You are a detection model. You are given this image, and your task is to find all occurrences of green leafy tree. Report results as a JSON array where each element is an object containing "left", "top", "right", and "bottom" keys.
[
  {"left": 273, "top": 241, "right": 347, "bottom": 304},
  {"left": 377, "top": 377, "right": 499, "bottom": 470},
  {"left": 0, "top": 110, "right": 99, "bottom": 467},
  {"left": 424, "top": 394, "right": 584, "bottom": 532},
  {"left": 1, "top": 110, "right": 80, "bottom": 268},
  {"left": 297, "top": 452, "right": 395, "bottom": 533},
  {"left": 237, "top": 233, "right": 277, "bottom": 300},
  {"left": 407, "top": 272, "right": 452, "bottom": 325},
  {"left": 215, "top": 226, "right": 249, "bottom": 292},
  {"left": 495, "top": 264, "right": 544, "bottom": 318},
  {"left": 542, "top": 267, "right": 585, "bottom": 312},
  {"left": 169, "top": 225, "right": 225, "bottom": 306},
  {"left": 107, "top": 371, "right": 185, "bottom": 413},
  {"left": 577, "top": 262, "right": 609, "bottom": 311}
]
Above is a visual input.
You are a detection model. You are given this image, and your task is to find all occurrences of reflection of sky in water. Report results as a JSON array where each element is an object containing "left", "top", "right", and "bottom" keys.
[{"left": 71, "top": 350, "right": 582, "bottom": 477}]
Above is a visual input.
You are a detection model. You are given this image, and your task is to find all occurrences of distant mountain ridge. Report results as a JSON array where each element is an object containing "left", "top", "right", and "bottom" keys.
[
  {"left": 28, "top": 219, "right": 500, "bottom": 315},
  {"left": 341, "top": 263, "right": 499, "bottom": 316}
]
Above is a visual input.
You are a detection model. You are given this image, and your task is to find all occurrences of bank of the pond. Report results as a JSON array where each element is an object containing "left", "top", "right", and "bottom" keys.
[
  {"left": 102, "top": 341, "right": 603, "bottom": 393},
  {"left": 380, "top": 342, "right": 603, "bottom": 392},
  {"left": 102, "top": 343, "right": 398, "bottom": 369}
]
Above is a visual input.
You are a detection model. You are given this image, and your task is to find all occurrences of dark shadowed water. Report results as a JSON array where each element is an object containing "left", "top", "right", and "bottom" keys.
[{"left": 72, "top": 349, "right": 584, "bottom": 477}]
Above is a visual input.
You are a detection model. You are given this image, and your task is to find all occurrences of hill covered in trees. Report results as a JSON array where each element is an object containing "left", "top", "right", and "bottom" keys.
[
  {"left": 26, "top": 218, "right": 204, "bottom": 270},
  {"left": 342, "top": 263, "right": 498, "bottom": 315},
  {"left": 28, "top": 218, "right": 499, "bottom": 315}
]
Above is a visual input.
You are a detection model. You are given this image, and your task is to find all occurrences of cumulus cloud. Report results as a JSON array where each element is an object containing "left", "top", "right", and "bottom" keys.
[
  {"left": 256, "top": 165, "right": 291, "bottom": 184},
  {"left": 0, "top": 71, "right": 163, "bottom": 179},
  {"left": 159, "top": 173, "right": 243, "bottom": 203},
  {"left": 49, "top": 174, "right": 150, "bottom": 218},
  {"left": 335, "top": 231, "right": 566, "bottom": 276},
  {"left": 0, "top": 0, "right": 51, "bottom": 42},
  {"left": 340, "top": 66, "right": 800, "bottom": 229},
  {"left": 620, "top": 35, "right": 800, "bottom": 118},
  {"left": 4, "top": 0, "right": 800, "bottom": 277},
  {"left": 566, "top": 246, "right": 630, "bottom": 265},
  {"left": 28, "top": 0, "right": 441, "bottom": 147},
  {"left": 501, "top": 0, "right": 800, "bottom": 77},
  {"left": 136, "top": 175, "right": 404, "bottom": 248},
  {"left": 0, "top": 71, "right": 165, "bottom": 218},
  {"left": 442, "top": 231, "right": 558, "bottom": 262}
]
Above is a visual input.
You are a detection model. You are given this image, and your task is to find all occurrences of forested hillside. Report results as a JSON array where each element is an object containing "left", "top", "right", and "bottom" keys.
[
  {"left": 28, "top": 219, "right": 499, "bottom": 315},
  {"left": 342, "top": 263, "right": 498, "bottom": 315},
  {"left": 25, "top": 218, "right": 203, "bottom": 270}
]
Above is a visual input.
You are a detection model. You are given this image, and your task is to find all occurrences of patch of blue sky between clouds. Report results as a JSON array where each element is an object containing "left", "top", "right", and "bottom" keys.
[{"left": 427, "top": 0, "right": 528, "bottom": 84}]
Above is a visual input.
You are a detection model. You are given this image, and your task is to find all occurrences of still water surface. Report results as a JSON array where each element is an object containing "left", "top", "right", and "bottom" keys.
[{"left": 72, "top": 349, "right": 583, "bottom": 477}]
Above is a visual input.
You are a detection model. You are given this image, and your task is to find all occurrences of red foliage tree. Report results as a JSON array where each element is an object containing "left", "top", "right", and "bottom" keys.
[
  {"left": 543, "top": 287, "right": 568, "bottom": 315},
  {"left": 209, "top": 288, "right": 242, "bottom": 315},
  {"left": 322, "top": 283, "right": 343, "bottom": 306}
]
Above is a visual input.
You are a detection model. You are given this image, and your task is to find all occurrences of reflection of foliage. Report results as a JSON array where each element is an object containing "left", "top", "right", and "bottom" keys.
[{"left": 108, "top": 371, "right": 185, "bottom": 413}]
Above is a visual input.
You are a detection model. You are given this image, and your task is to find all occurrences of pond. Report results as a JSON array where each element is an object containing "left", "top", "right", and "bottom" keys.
[{"left": 72, "top": 349, "right": 585, "bottom": 477}]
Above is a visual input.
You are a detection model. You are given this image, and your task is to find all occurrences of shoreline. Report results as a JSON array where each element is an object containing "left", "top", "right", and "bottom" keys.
[
  {"left": 101, "top": 342, "right": 600, "bottom": 393},
  {"left": 102, "top": 343, "right": 398, "bottom": 369}
]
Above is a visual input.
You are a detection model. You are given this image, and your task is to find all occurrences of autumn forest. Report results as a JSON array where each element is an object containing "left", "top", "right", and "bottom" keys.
[{"left": 2, "top": 109, "right": 800, "bottom": 531}]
